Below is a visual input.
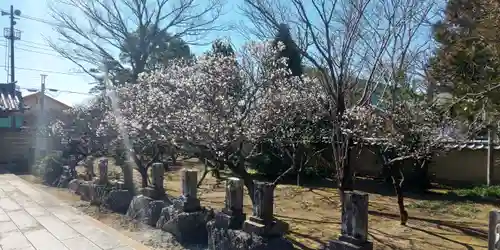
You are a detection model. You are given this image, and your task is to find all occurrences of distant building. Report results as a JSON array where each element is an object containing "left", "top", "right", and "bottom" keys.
[
  {"left": 0, "top": 83, "right": 29, "bottom": 168},
  {"left": 0, "top": 84, "right": 27, "bottom": 129},
  {"left": 22, "top": 92, "right": 71, "bottom": 128}
]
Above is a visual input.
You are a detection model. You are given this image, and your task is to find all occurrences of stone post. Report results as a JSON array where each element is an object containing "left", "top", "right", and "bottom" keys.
[
  {"left": 142, "top": 162, "right": 165, "bottom": 199},
  {"left": 242, "top": 181, "right": 288, "bottom": 237},
  {"left": 224, "top": 177, "right": 244, "bottom": 215},
  {"left": 181, "top": 168, "right": 198, "bottom": 200},
  {"left": 97, "top": 159, "right": 109, "bottom": 185},
  {"left": 175, "top": 168, "right": 201, "bottom": 212},
  {"left": 122, "top": 161, "right": 135, "bottom": 193},
  {"left": 327, "top": 191, "right": 373, "bottom": 250},
  {"left": 488, "top": 210, "right": 500, "bottom": 250},
  {"left": 251, "top": 181, "right": 274, "bottom": 224},
  {"left": 215, "top": 177, "right": 246, "bottom": 229},
  {"left": 151, "top": 162, "right": 165, "bottom": 193}
]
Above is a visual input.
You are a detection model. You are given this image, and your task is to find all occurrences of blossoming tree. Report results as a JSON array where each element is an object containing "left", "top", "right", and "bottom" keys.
[
  {"left": 105, "top": 40, "right": 325, "bottom": 199},
  {"left": 51, "top": 39, "right": 325, "bottom": 204},
  {"left": 345, "top": 99, "right": 478, "bottom": 225}
]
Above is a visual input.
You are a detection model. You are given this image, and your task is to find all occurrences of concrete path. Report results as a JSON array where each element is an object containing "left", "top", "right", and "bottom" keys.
[{"left": 0, "top": 174, "right": 150, "bottom": 250}]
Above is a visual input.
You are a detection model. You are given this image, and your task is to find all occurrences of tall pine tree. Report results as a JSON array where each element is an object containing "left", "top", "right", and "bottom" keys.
[
  {"left": 429, "top": 0, "right": 500, "bottom": 117},
  {"left": 273, "top": 23, "right": 303, "bottom": 77}
]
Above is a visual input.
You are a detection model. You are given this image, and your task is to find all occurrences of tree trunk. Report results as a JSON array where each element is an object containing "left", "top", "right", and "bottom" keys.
[
  {"left": 198, "top": 160, "right": 211, "bottom": 187},
  {"left": 212, "top": 168, "right": 221, "bottom": 179},
  {"left": 139, "top": 169, "right": 148, "bottom": 188},
  {"left": 228, "top": 161, "right": 255, "bottom": 204},
  {"left": 296, "top": 147, "right": 303, "bottom": 186},
  {"left": 338, "top": 138, "right": 354, "bottom": 207},
  {"left": 391, "top": 164, "right": 408, "bottom": 225},
  {"left": 171, "top": 153, "right": 177, "bottom": 165}
]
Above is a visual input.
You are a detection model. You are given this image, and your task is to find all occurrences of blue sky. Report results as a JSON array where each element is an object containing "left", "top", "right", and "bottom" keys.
[{"left": 0, "top": 0, "right": 244, "bottom": 106}]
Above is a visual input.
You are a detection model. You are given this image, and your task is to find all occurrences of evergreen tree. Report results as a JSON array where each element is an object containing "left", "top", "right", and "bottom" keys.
[
  {"left": 273, "top": 23, "right": 303, "bottom": 77},
  {"left": 429, "top": 0, "right": 500, "bottom": 117},
  {"left": 211, "top": 39, "right": 235, "bottom": 57},
  {"left": 206, "top": 39, "right": 243, "bottom": 99}
]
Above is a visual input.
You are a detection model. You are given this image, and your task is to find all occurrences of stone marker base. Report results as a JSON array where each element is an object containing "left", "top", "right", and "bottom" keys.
[
  {"left": 141, "top": 187, "right": 165, "bottom": 200},
  {"left": 214, "top": 211, "right": 246, "bottom": 229},
  {"left": 207, "top": 220, "right": 294, "bottom": 250},
  {"left": 57, "top": 166, "right": 74, "bottom": 188},
  {"left": 78, "top": 181, "right": 92, "bottom": 201},
  {"left": 172, "top": 196, "right": 201, "bottom": 213},
  {"left": 89, "top": 184, "right": 109, "bottom": 205},
  {"left": 242, "top": 216, "right": 289, "bottom": 237},
  {"left": 126, "top": 195, "right": 170, "bottom": 226},
  {"left": 103, "top": 190, "right": 133, "bottom": 214},
  {"left": 326, "top": 238, "right": 373, "bottom": 250},
  {"left": 156, "top": 203, "right": 214, "bottom": 245},
  {"left": 68, "top": 179, "right": 84, "bottom": 194}
]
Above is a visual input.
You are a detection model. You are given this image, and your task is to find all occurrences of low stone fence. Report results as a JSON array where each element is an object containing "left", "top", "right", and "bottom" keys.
[{"left": 67, "top": 160, "right": 375, "bottom": 250}]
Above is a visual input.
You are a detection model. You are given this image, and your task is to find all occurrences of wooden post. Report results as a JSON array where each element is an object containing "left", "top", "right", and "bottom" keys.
[
  {"left": 488, "top": 210, "right": 500, "bottom": 250},
  {"left": 488, "top": 125, "right": 496, "bottom": 186}
]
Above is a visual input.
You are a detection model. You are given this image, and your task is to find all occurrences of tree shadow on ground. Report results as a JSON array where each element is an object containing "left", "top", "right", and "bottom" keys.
[
  {"left": 369, "top": 210, "right": 488, "bottom": 241},
  {"left": 262, "top": 173, "right": 500, "bottom": 207},
  {"left": 368, "top": 229, "right": 411, "bottom": 250},
  {"left": 286, "top": 231, "right": 323, "bottom": 250},
  {"left": 275, "top": 214, "right": 340, "bottom": 225},
  {"left": 353, "top": 177, "right": 500, "bottom": 207}
]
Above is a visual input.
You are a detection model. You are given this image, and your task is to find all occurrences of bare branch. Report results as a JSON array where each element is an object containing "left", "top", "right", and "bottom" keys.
[{"left": 48, "top": 0, "right": 225, "bottom": 85}]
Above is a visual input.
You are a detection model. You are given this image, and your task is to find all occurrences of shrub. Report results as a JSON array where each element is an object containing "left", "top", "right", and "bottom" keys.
[{"left": 32, "top": 153, "right": 65, "bottom": 186}]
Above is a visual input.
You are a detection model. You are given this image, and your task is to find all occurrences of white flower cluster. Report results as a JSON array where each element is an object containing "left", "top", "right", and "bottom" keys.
[{"left": 52, "top": 41, "right": 325, "bottom": 155}]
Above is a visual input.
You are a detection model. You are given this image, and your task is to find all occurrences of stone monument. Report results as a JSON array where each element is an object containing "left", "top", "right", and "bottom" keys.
[
  {"left": 242, "top": 181, "right": 288, "bottom": 237},
  {"left": 157, "top": 168, "right": 213, "bottom": 245},
  {"left": 214, "top": 177, "right": 246, "bottom": 229},
  {"left": 326, "top": 191, "right": 373, "bottom": 250},
  {"left": 97, "top": 158, "right": 109, "bottom": 185},
  {"left": 208, "top": 180, "right": 293, "bottom": 250},
  {"left": 174, "top": 168, "right": 202, "bottom": 212},
  {"left": 142, "top": 162, "right": 166, "bottom": 199},
  {"left": 127, "top": 162, "right": 169, "bottom": 226}
]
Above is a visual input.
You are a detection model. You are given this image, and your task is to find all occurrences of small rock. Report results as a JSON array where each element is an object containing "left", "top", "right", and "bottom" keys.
[
  {"left": 68, "top": 179, "right": 83, "bottom": 194},
  {"left": 207, "top": 220, "right": 294, "bottom": 250},
  {"left": 126, "top": 195, "right": 169, "bottom": 226},
  {"left": 89, "top": 184, "right": 109, "bottom": 205},
  {"left": 57, "top": 166, "right": 73, "bottom": 188},
  {"left": 79, "top": 181, "right": 91, "bottom": 201},
  {"left": 104, "top": 190, "right": 134, "bottom": 214},
  {"left": 157, "top": 205, "right": 215, "bottom": 245}
]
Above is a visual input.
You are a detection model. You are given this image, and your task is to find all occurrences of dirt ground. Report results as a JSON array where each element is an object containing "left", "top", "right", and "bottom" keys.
[{"left": 22, "top": 159, "right": 497, "bottom": 250}]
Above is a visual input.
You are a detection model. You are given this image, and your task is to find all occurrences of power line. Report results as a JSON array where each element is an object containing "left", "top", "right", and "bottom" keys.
[
  {"left": 0, "top": 8, "right": 62, "bottom": 28},
  {"left": 0, "top": 43, "right": 64, "bottom": 58},
  {"left": 0, "top": 65, "right": 83, "bottom": 76},
  {"left": 0, "top": 38, "right": 52, "bottom": 49},
  {"left": 18, "top": 14, "right": 64, "bottom": 28},
  {"left": 15, "top": 43, "right": 53, "bottom": 51},
  {"left": 20, "top": 86, "right": 94, "bottom": 96}
]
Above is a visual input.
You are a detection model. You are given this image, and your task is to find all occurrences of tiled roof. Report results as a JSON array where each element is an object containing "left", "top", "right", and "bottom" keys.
[
  {"left": 0, "top": 85, "right": 24, "bottom": 112},
  {"left": 355, "top": 137, "right": 500, "bottom": 150}
]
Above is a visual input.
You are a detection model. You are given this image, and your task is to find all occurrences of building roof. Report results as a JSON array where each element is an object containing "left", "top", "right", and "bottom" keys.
[
  {"left": 0, "top": 84, "right": 24, "bottom": 112},
  {"left": 23, "top": 92, "right": 71, "bottom": 110},
  {"left": 354, "top": 137, "right": 500, "bottom": 150}
]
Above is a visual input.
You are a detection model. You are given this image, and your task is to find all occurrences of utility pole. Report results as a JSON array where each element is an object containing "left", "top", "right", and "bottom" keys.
[
  {"left": 36, "top": 74, "right": 47, "bottom": 157},
  {"left": 487, "top": 124, "right": 496, "bottom": 186},
  {"left": 1, "top": 6, "right": 21, "bottom": 92},
  {"left": 40, "top": 74, "right": 46, "bottom": 116}
]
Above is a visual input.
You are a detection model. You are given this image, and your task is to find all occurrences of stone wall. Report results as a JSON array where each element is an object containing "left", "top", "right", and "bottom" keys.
[{"left": 352, "top": 146, "right": 500, "bottom": 185}]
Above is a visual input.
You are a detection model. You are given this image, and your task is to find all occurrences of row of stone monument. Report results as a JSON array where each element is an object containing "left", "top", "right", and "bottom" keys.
[{"left": 68, "top": 159, "right": 374, "bottom": 250}]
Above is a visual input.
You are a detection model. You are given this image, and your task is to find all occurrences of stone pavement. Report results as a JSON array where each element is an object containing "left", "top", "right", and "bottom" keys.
[{"left": 0, "top": 174, "right": 151, "bottom": 250}]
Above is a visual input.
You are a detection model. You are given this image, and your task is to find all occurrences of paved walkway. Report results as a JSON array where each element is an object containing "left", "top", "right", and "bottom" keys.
[{"left": 0, "top": 174, "right": 150, "bottom": 250}]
